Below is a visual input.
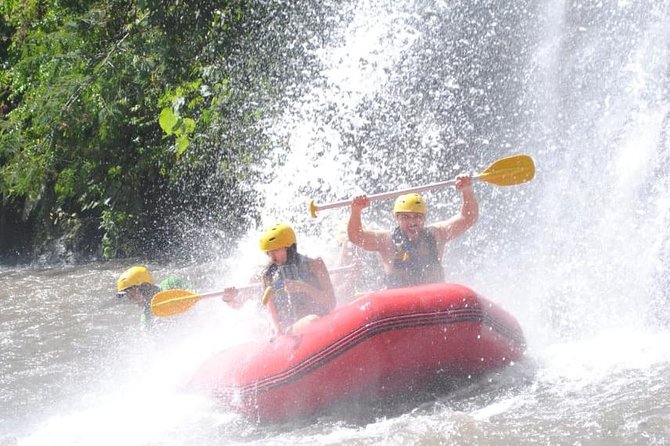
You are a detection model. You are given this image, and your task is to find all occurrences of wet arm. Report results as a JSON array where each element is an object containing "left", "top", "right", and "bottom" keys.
[
  {"left": 432, "top": 175, "right": 479, "bottom": 244},
  {"left": 347, "top": 195, "right": 390, "bottom": 253}
]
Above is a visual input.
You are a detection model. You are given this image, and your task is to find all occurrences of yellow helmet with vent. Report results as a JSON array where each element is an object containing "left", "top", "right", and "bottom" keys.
[
  {"left": 259, "top": 223, "right": 297, "bottom": 251},
  {"left": 393, "top": 193, "right": 426, "bottom": 214},
  {"left": 117, "top": 266, "right": 154, "bottom": 292}
]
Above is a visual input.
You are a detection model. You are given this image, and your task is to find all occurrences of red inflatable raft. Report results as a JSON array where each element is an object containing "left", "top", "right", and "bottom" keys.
[{"left": 188, "top": 282, "right": 526, "bottom": 422}]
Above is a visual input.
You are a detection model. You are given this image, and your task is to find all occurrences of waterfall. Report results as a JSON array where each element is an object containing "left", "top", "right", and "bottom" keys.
[{"left": 216, "top": 0, "right": 670, "bottom": 343}]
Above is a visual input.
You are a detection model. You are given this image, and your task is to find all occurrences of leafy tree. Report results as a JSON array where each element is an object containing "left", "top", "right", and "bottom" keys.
[
  {"left": 0, "top": 0, "right": 262, "bottom": 262},
  {"left": 0, "top": 0, "right": 333, "bottom": 264}
]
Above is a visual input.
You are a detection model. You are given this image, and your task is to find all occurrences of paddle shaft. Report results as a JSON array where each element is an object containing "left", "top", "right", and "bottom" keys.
[
  {"left": 204, "top": 283, "right": 259, "bottom": 301},
  {"left": 308, "top": 154, "right": 535, "bottom": 217},
  {"left": 151, "top": 264, "right": 356, "bottom": 317},
  {"left": 312, "top": 176, "right": 469, "bottom": 215},
  {"left": 204, "top": 264, "right": 354, "bottom": 302}
]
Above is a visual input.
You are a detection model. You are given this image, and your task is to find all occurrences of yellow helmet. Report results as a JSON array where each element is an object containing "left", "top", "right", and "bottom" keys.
[
  {"left": 117, "top": 266, "right": 154, "bottom": 292},
  {"left": 393, "top": 193, "right": 426, "bottom": 214},
  {"left": 259, "top": 223, "right": 297, "bottom": 251}
]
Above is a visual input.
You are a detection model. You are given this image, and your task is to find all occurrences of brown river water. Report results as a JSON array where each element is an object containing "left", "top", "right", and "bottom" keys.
[{"left": 2, "top": 259, "right": 670, "bottom": 445}]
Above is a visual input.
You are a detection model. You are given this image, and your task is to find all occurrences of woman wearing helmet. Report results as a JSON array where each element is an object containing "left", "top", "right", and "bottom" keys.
[
  {"left": 259, "top": 223, "right": 336, "bottom": 334},
  {"left": 347, "top": 174, "right": 478, "bottom": 289}
]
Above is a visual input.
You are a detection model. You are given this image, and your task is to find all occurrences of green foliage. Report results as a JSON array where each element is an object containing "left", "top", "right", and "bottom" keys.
[
  {"left": 100, "top": 207, "right": 132, "bottom": 259},
  {"left": 159, "top": 107, "right": 196, "bottom": 158},
  {"left": 0, "top": 0, "right": 268, "bottom": 261}
]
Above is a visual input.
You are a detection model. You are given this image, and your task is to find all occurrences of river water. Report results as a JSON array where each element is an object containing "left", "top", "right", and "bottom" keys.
[{"left": 3, "top": 0, "right": 670, "bottom": 444}]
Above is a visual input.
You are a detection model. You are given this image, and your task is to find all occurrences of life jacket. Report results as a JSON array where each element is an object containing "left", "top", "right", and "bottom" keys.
[
  {"left": 386, "top": 226, "right": 444, "bottom": 289},
  {"left": 263, "top": 253, "right": 329, "bottom": 330}
]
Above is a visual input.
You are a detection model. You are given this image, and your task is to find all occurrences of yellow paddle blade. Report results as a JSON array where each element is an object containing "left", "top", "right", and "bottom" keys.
[
  {"left": 478, "top": 154, "right": 535, "bottom": 186},
  {"left": 150, "top": 288, "right": 201, "bottom": 317}
]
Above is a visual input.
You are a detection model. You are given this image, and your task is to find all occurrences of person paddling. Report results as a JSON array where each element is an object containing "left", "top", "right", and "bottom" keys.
[
  {"left": 116, "top": 265, "right": 187, "bottom": 328},
  {"left": 347, "top": 174, "right": 478, "bottom": 289},
  {"left": 259, "top": 223, "right": 336, "bottom": 334}
]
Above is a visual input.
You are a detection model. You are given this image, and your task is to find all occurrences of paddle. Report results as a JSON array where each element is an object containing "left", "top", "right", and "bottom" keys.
[
  {"left": 151, "top": 264, "right": 356, "bottom": 317},
  {"left": 151, "top": 284, "right": 259, "bottom": 317},
  {"left": 308, "top": 154, "right": 535, "bottom": 217}
]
